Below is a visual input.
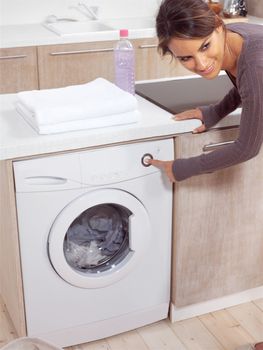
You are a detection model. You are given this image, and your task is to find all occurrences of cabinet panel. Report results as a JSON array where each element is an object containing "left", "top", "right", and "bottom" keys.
[
  {"left": 0, "top": 46, "right": 39, "bottom": 93},
  {"left": 132, "top": 38, "right": 191, "bottom": 81},
  {"left": 172, "top": 128, "right": 263, "bottom": 307},
  {"left": 37, "top": 41, "right": 116, "bottom": 89},
  {"left": 0, "top": 160, "right": 26, "bottom": 336}
]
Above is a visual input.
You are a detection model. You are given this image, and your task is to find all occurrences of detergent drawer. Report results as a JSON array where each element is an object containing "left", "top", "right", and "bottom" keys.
[{"left": 13, "top": 152, "right": 81, "bottom": 192}]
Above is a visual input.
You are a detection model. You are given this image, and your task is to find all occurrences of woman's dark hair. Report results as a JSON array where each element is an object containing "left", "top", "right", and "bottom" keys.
[{"left": 156, "top": 0, "right": 224, "bottom": 56}]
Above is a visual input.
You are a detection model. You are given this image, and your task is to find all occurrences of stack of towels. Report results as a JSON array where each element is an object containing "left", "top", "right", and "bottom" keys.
[{"left": 15, "top": 78, "right": 140, "bottom": 135}]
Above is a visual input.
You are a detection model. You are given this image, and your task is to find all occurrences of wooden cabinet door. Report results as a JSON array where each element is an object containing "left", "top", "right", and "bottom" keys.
[
  {"left": 37, "top": 41, "right": 116, "bottom": 89},
  {"left": 172, "top": 128, "right": 263, "bottom": 307},
  {"left": 0, "top": 46, "right": 38, "bottom": 93},
  {"left": 132, "top": 38, "right": 191, "bottom": 81}
]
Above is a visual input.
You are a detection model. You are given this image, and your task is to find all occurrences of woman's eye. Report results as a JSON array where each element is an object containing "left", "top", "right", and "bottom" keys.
[
  {"left": 202, "top": 42, "right": 210, "bottom": 51},
  {"left": 179, "top": 56, "right": 191, "bottom": 62}
]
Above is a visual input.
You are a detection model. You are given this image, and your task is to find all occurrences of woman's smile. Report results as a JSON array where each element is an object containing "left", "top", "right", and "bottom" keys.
[{"left": 199, "top": 63, "right": 215, "bottom": 76}]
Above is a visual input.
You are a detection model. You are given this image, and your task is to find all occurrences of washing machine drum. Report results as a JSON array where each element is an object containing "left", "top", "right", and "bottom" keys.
[{"left": 48, "top": 189, "right": 151, "bottom": 288}]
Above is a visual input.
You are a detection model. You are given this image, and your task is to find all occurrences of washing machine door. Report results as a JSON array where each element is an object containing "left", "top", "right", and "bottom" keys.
[{"left": 48, "top": 188, "right": 151, "bottom": 288}]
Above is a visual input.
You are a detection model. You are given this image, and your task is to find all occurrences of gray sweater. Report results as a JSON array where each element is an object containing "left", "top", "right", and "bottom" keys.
[{"left": 173, "top": 23, "right": 263, "bottom": 181}]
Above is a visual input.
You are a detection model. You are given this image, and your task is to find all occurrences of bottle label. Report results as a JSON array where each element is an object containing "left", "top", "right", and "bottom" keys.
[{"left": 114, "top": 49, "right": 135, "bottom": 95}]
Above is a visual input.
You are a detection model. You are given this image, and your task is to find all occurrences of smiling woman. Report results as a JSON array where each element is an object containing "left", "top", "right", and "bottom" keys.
[{"left": 147, "top": 0, "right": 263, "bottom": 188}]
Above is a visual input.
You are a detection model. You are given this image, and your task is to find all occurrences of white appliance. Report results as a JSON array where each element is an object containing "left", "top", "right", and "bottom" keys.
[{"left": 13, "top": 139, "right": 173, "bottom": 348}]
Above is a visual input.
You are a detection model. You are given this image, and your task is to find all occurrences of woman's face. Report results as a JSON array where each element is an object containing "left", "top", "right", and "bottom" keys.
[{"left": 168, "top": 26, "right": 225, "bottom": 79}]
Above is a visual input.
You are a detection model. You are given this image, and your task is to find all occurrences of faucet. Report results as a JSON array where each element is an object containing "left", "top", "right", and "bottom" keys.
[{"left": 77, "top": 2, "right": 99, "bottom": 20}]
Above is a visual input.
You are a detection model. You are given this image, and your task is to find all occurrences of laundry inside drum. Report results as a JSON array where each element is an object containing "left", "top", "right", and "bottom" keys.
[{"left": 63, "top": 203, "right": 132, "bottom": 274}]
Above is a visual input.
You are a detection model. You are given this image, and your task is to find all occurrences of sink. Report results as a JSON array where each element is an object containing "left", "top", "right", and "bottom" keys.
[
  {"left": 102, "top": 17, "right": 155, "bottom": 30},
  {"left": 43, "top": 17, "right": 156, "bottom": 37},
  {"left": 43, "top": 17, "right": 155, "bottom": 36},
  {"left": 43, "top": 20, "right": 114, "bottom": 36}
]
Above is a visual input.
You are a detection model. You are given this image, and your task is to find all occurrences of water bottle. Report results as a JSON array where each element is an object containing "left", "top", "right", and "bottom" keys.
[{"left": 114, "top": 29, "right": 135, "bottom": 95}]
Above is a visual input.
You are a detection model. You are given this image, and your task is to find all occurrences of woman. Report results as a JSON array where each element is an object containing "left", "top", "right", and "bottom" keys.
[
  {"left": 148, "top": 0, "right": 263, "bottom": 185},
  {"left": 149, "top": 1, "right": 263, "bottom": 350}
]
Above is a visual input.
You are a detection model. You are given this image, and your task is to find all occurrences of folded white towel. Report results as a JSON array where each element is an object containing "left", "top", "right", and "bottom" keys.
[
  {"left": 16, "top": 78, "right": 138, "bottom": 126},
  {"left": 16, "top": 101, "right": 140, "bottom": 134}
]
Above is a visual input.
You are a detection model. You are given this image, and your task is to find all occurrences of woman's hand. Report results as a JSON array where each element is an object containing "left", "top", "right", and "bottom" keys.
[
  {"left": 146, "top": 159, "right": 176, "bottom": 183},
  {"left": 173, "top": 108, "right": 206, "bottom": 133},
  {"left": 147, "top": 108, "right": 206, "bottom": 182}
]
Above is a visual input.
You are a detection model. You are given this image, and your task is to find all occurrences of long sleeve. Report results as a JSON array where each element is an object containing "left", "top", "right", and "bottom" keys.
[
  {"left": 199, "top": 86, "right": 241, "bottom": 129},
  {"left": 172, "top": 27, "right": 263, "bottom": 182}
]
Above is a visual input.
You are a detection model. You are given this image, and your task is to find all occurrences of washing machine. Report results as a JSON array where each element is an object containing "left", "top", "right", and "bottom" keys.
[{"left": 13, "top": 138, "right": 173, "bottom": 348}]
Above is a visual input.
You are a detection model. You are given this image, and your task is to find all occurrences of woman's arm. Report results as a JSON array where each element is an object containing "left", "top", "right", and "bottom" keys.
[
  {"left": 174, "top": 85, "right": 241, "bottom": 133},
  {"left": 149, "top": 65, "right": 263, "bottom": 182},
  {"left": 172, "top": 65, "right": 263, "bottom": 181},
  {"left": 199, "top": 86, "right": 241, "bottom": 129}
]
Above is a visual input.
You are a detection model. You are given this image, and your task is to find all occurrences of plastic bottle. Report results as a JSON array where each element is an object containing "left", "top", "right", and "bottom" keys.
[{"left": 114, "top": 29, "right": 135, "bottom": 95}]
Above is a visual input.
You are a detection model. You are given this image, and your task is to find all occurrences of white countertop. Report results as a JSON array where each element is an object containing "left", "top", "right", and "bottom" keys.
[
  {"left": 0, "top": 92, "right": 241, "bottom": 161},
  {"left": 0, "top": 16, "right": 262, "bottom": 49}
]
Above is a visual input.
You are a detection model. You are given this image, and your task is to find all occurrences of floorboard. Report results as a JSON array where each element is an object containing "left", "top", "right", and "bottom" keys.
[
  {"left": 199, "top": 309, "right": 255, "bottom": 350},
  {"left": 227, "top": 302, "right": 263, "bottom": 343},
  {"left": 168, "top": 316, "right": 224, "bottom": 350}
]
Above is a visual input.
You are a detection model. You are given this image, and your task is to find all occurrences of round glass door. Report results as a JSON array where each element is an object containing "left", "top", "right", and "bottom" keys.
[
  {"left": 48, "top": 189, "right": 151, "bottom": 288},
  {"left": 63, "top": 203, "right": 131, "bottom": 274}
]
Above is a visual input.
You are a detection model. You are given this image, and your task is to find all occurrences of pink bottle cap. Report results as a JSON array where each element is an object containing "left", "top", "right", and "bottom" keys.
[{"left": 120, "top": 29, "right": 129, "bottom": 37}]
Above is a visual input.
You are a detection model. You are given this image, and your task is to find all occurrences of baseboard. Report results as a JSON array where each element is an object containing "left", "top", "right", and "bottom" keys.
[{"left": 169, "top": 285, "right": 263, "bottom": 322}]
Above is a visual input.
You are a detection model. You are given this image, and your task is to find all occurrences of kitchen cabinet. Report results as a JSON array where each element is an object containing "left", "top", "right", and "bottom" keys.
[
  {"left": 37, "top": 38, "right": 191, "bottom": 89},
  {"left": 0, "top": 46, "right": 39, "bottom": 94},
  {"left": 172, "top": 127, "right": 263, "bottom": 308},
  {"left": 37, "top": 40, "right": 116, "bottom": 89}
]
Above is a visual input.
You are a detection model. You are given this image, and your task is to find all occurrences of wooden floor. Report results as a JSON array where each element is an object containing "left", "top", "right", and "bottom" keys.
[{"left": 1, "top": 298, "right": 263, "bottom": 350}]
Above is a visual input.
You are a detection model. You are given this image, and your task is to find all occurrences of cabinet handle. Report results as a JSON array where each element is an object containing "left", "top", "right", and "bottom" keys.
[
  {"left": 203, "top": 140, "right": 235, "bottom": 152},
  {"left": 50, "top": 48, "right": 114, "bottom": 56},
  {"left": 0, "top": 54, "right": 27, "bottom": 60},
  {"left": 139, "top": 44, "right": 158, "bottom": 49}
]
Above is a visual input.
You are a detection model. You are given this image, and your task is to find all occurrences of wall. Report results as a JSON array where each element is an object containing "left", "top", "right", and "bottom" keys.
[
  {"left": 246, "top": 0, "right": 263, "bottom": 17},
  {"left": 0, "top": 0, "right": 159, "bottom": 26}
]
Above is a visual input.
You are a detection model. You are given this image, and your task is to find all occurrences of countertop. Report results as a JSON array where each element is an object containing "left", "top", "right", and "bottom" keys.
[
  {"left": 0, "top": 15, "right": 262, "bottom": 49},
  {"left": 0, "top": 92, "right": 241, "bottom": 161}
]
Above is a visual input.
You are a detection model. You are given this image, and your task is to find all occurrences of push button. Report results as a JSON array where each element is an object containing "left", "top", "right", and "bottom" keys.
[{"left": 141, "top": 153, "right": 153, "bottom": 167}]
